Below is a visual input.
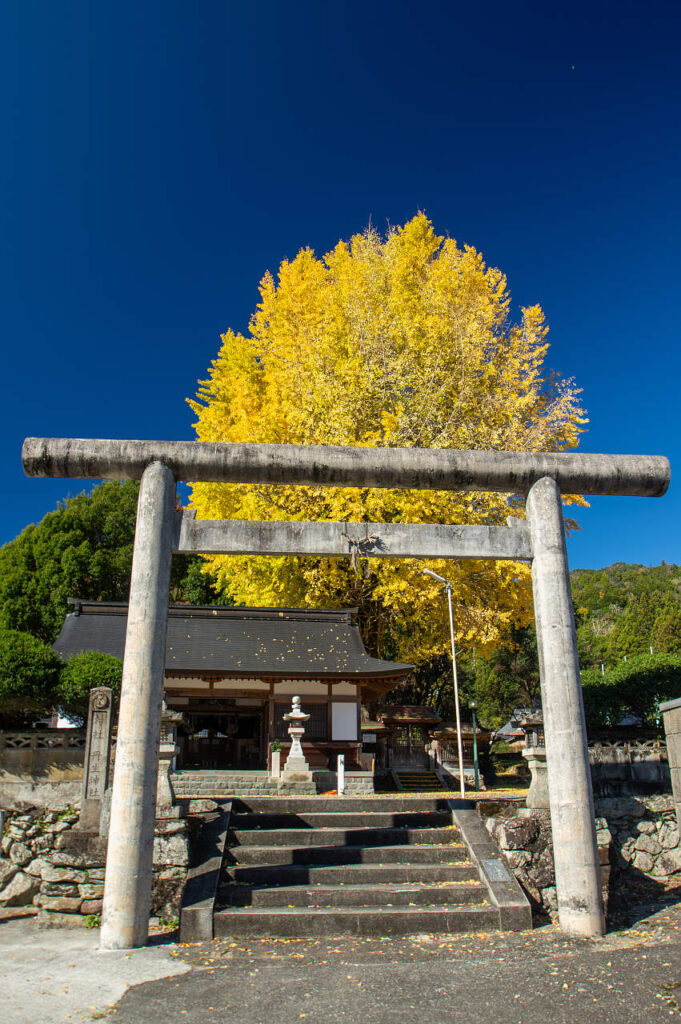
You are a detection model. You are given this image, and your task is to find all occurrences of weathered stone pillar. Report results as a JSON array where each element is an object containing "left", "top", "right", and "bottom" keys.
[
  {"left": 526, "top": 476, "right": 605, "bottom": 937},
  {"left": 660, "top": 697, "right": 681, "bottom": 828},
  {"left": 80, "top": 687, "right": 113, "bottom": 831},
  {"left": 100, "top": 461, "right": 176, "bottom": 950}
]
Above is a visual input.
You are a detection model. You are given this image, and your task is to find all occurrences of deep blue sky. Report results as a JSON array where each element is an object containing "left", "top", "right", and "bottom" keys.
[{"left": 2, "top": 1, "right": 679, "bottom": 569}]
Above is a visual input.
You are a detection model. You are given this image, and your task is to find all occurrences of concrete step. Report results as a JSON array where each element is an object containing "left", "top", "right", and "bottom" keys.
[
  {"left": 399, "top": 785, "right": 449, "bottom": 793},
  {"left": 225, "top": 843, "right": 468, "bottom": 867},
  {"left": 399, "top": 774, "right": 446, "bottom": 782},
  {"left": 397, "top": 773, "right": 441, "bottom": 780},
  {"left": 396, "top": 773, "right": 450, "bottom": 793},
  {"left": 213, "top": 904, "right": 498, "bottom": 937},
  {"left": 232, "top": 797, "right": 455, "bottom": 813},
  {"left": 218, "top": 881, "right": 484, "bottom": 908},
  {"left": 229, "top": 826, "right": 461, "bottom": 847},
  {"left": 222, "top": 862, "right": 478, "bottom": 886},
  {"left": 230, "top": 811, "right": 453, "bottom": 830}
]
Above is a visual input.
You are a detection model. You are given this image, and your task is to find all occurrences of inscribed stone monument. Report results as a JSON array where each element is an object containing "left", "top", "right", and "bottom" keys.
[{"left": 80, "top": 687, "right": 113, "bottom": 832}]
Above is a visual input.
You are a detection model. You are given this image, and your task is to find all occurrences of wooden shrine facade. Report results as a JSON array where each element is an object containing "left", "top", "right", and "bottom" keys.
[{"left": 53, "top": 601, "right": 412, "bottom": 772}]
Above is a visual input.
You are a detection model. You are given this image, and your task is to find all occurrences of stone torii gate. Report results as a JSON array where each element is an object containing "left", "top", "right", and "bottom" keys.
[{"left": 22, "top": 438, "right": 670, "bottom": 948}]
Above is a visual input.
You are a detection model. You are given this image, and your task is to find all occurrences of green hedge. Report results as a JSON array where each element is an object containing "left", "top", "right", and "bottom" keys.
[
  {"left": 57, "top": 650, "right": 123, "bottom": 718},
  {"left": 581, "top": 653, "right": 681, "bottom": 729}
]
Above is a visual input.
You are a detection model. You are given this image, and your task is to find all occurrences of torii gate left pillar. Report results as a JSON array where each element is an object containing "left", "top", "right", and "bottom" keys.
[{"left": 100, "top": 461, "right": 176, "bottom": 950}]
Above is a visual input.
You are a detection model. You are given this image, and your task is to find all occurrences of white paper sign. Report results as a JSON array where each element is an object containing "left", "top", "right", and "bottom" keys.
[{"left": 332, "top": 702, "right": 358, "bottom": 740}]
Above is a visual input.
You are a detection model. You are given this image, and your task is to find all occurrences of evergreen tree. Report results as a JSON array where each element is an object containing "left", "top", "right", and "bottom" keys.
[
  {"left": 0, "top": 628, "right": 62, "bottom": 726},
  {"left": 607, "top": 592, "right": 658, "bottom": 661},
  {"left": 653, "top": 597, "right": 681, "bottom": 655},
  {"left": 0, "top": 481, "right": 224, "bottom": 644}
]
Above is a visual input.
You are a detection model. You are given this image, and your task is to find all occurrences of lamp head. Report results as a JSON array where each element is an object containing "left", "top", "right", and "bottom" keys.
[{"left": 423, "top": 568, "right": 448, "bottom": 585}]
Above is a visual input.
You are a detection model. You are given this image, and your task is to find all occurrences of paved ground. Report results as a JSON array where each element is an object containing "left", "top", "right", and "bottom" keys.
[
  {"left": 111, "top": 910, "right": 681, "bottom": 1024},
  {"left": 5, "top": 890, "right": 681, "bottom": 1024},
  {"left": 0, "top": 912, "right": 190, "bottom": 1024}
]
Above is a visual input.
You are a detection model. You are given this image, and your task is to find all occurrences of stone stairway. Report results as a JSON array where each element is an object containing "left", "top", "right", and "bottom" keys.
[
  {"left": 395, "top": 770, "right": 451, "bottom": 793},
  {"left": 205, "top": 797, "right": 530, "bottom": 937}
]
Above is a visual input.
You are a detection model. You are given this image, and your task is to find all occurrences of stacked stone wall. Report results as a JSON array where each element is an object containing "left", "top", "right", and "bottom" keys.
[
  {"left": 0, "top": 805, "right": 190, "bottom": 925},
  {"left": 484, "top": 809, "right": 611, "bottom": 920},
  {"left": 595, "top": 794, "right": 681, "bottom": 879},
  {"left": 484, "top": 794, "right": 681, "bottom": 922},
  {"left": 171, "top": 770, "right": 374, "bottom": 797}
]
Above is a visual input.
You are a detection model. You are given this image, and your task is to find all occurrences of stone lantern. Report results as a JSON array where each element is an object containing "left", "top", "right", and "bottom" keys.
[
  {"left": 282, "top": 696, "right": 313, "bottom": 782},
  {"left": 517, "top": 707, "right": 548, "bottom": 809}
]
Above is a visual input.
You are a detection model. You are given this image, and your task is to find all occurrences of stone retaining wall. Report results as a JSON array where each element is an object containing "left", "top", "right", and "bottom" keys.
[
  {"left": 0, "top": 779, "right": 84, "bottom": 810},
  {"left": 171, "top": 770, "right": 375, "bottom": 796},
  {"left": 483, "top": 794, "right": 681, "bottom": 922},
  {"left": 484, "top": 809, "right": 612, "bottom": 920},
  {"left": 594, "top": 794, "right": 681, "bottom": 879},
  {"left": 0, "top": 805, "right": 190, "bottom": 925}
]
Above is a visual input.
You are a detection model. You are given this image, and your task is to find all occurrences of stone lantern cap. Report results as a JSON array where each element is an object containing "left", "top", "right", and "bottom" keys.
[{"left": 283, "top": 695, "right": 310, "bottom": 725}]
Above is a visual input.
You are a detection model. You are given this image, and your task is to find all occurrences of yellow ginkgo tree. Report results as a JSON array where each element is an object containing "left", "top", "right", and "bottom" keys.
[{"left": 188, "top": 214, "right": 586, "bottom": 663}]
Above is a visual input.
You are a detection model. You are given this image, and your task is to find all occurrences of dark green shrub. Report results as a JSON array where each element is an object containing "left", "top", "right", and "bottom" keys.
[
  {"left": 57, "top": 650, "right": 123, "bottom": 719},
  {"left": 0, "top": 628, "right": 62, "bottom": 725}
]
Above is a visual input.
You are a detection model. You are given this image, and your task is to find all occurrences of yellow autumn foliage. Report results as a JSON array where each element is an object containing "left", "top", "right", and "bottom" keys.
[{"left": 188, "top": 214, "right": 586, "bottom": 662}]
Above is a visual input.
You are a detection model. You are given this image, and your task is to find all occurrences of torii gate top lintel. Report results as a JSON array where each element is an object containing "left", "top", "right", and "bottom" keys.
[{"left": 22, "top": 436, "right": 670, "bottom": 497}]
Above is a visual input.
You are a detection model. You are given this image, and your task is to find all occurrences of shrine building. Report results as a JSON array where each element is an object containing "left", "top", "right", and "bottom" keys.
[{"left": 53, "top": 601, "right": 413, "bottom": 773}]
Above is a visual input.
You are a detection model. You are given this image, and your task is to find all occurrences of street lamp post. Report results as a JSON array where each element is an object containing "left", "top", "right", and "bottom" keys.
[
  {"left": 423, "top": 569, "right": 465, "bottom": 799},
  {"left": 470, "top": 701, "right": 480, "bottom": 792}
]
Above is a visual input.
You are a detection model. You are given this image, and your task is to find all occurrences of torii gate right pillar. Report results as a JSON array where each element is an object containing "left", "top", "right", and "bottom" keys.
[{"left": 527, "top": 476, "right": 605, "bottom": 937}]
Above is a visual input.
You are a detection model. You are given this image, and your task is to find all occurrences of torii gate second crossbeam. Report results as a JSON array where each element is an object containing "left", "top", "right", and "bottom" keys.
[{"left": 22, "top": 438, "right": 670, "bottom": 949}]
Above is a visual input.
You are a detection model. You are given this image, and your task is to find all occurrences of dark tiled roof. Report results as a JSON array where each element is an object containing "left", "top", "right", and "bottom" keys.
[{"left": 53, "top": 602, "right": 413, "bottom": 679}]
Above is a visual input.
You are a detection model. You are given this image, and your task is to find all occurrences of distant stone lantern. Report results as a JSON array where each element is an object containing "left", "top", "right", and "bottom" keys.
[{"left": 282, "top": 695, "right": 312, "bottom": 781}]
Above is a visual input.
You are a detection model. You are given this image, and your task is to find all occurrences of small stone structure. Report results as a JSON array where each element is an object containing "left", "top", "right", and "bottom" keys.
[
  {"left": 522, "top": 749, "right": 549, "bottom": 808},
  {"left": 156, "top": 707, "right": 183, "bottom": 820},
  {"left": 80, "top": 687, "right": 113, "bottom": 831},
  {"left": 0, "top": 804, "right": 189, "bottom": 923}
]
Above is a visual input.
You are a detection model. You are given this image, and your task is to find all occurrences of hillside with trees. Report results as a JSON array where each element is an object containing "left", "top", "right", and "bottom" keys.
[
  {"left": 384, "top": 563, "right": 681, "bottom": 732},
  {"left": 572, "top": 562, "right": 681, "bottom": 669}
]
